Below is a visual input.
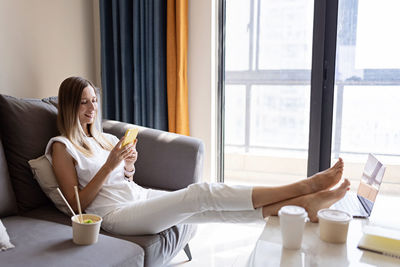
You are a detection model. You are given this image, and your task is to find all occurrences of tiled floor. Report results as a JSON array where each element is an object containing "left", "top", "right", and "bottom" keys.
[{"left": 168, "top": 222, "right": 266, "bottom": 267}]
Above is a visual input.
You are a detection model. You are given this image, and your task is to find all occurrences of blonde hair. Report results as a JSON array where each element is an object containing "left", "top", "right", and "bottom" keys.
[{"left": 58, "top": 76, "right": 113, "bottom": 156}]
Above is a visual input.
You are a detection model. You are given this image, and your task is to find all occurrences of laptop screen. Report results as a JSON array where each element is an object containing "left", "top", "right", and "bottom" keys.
[{"left": 357, "top": 154, "right": 386, "bottom": 213}]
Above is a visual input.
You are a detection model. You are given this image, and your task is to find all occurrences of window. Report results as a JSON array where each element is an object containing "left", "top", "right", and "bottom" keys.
[
  {"left": 332, "top": 0, "right": 400, "bottom": 194},
  {"left": 221, "top": 0, "right": 400, "bottom": 195},
  {"left": 224, "top": 0, "right": 314, "bottom": 186}
]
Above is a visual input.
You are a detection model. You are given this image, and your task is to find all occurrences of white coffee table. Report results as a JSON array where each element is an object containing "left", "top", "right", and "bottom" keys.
[{"left": 247, "top": 195, "right": 400, "bottom": 267}]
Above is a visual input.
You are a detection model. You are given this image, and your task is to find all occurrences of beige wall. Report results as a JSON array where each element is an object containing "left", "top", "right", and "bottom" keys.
[
  {"left": 0, "top": 0, "right": 99, "bottom": 98},
  {"left": 0, "top": 0, "right": 216, "bottom": 181}
]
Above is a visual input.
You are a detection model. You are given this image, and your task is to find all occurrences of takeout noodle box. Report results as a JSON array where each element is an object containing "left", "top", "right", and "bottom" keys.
[
  {"left": 318, "top": 209, "right": 352, "bottom": 243},
  {"left": 71, "top": 214, "right": 102, "bottom": 245}
]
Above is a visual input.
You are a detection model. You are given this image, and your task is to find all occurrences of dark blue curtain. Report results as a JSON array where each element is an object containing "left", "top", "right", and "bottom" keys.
[{"left": 99, "top": 0, "right": 168, "bottom": 130}]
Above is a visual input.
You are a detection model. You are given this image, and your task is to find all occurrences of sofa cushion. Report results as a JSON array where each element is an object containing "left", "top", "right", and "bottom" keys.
[
  {"left": 0, "top": 219, "right": 14, "bottom": 251},
  {"left": 23, "top": 205, "right": 197, "bottom": 266},
  {"left": 105, "top": 223, "right": 197, "bottom": 266},
  {"left": 28, "top": 155, "right": 70, "bottom": 215},
  {"left": 0, "top": 95, "right": 59, "bottom": 212},
  {"left": 0, "top": 136, "right": 17, "bottom": 217},
  {"left": 0, "top": 216, "right": 144, "bottom": 267}
]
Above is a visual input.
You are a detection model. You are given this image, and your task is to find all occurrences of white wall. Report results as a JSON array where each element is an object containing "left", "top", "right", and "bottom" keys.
[
  {"left": 0, "top": 0, "right": 98, "bottom": 98},
  {"left": 188, "top": 0, "right": 218, "bottom": 182}
]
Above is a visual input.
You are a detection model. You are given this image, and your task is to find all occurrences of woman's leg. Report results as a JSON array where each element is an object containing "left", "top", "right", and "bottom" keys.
[
  {"left": 103, "top": 183, "right": 256, "bottom": 235},
  {"left": 180, "top": 177, "right": 350, "bottom": 224},
  {"left": 180, "top": 209, "right": 264, "bottom": 224},
  {"left": 251, "top": 158, "right": 343, "bottom": 208},
  {"left": 174, "top": 159, "right": 344, "bottom": 225},
  {"left": 261, "top": 179, "right": 350, "bottom": 222},
  {"left": 146, "top": 187, "right": 265, "bottom": 224},
  {"left": 103, "top": 159, "right": 344, "bottom": 235}
]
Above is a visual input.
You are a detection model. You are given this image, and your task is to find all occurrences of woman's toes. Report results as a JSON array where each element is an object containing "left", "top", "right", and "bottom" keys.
[{"left": 341, "top": 178, "right": 350, "bottom": 189}]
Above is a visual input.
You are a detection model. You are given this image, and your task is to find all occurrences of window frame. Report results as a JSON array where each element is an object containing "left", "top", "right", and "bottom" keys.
[{"left": 217, "top": 0, "right": 340, "bottom": 181}]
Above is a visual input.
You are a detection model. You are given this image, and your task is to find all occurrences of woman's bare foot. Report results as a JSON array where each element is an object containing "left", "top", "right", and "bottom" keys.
[
  {"left": 306, "top": 158, "right": 344, "bottom": 193},
  {"left": 303, "top": 178, "right": 350, "bottom": 222},
  {"left": 260, "top": 179, "right": 350, "bottom": 219},
  {"left": 253, "top": 159, "right": 343, "bottom": 210}
]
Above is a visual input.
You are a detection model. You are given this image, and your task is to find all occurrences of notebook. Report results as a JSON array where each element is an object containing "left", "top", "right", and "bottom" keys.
[
  {"left": 332, "top": 153, "right": 386, "bottom": 218},
  {"left": 358, "top": 224, "right": 400, "bottom": 259}
]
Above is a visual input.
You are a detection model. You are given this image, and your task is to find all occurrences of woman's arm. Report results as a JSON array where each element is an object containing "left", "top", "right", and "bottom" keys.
[{"left": 51, "top": 138, "right": 133, "bottom": 212}]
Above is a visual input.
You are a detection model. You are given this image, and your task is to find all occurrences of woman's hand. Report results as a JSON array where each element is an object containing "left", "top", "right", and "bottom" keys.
[
  {"left": 104, "top": 137, "right": 134, "bottom": 171},
  {"left": 125, "top": 139, "right": 138, "bottom": 166},
  {"left": 124, "top": 139, "right": 138, "bottom": 168}
]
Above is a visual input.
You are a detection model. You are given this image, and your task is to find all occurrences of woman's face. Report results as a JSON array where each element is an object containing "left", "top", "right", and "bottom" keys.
[{"left": 78, "top": 86, "right": 97, "bottom": 131}]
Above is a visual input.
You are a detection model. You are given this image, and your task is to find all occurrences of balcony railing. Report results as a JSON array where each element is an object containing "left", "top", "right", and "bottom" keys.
[{"left": 224, "top": 69, "right": 400, "bottom": 159}]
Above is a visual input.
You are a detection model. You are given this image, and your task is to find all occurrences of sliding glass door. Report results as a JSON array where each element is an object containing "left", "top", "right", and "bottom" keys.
[
  {"left": 331, "top": 0, "right": 400, "bottom": 194},
  {"left": 220, "top": 0, "right": 400, "bottom": 194},
  {"left": 223, "top": 0, "right": 314, "bottom": 186}
]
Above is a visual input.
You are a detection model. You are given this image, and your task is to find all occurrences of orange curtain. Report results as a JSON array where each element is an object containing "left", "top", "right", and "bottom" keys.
[{"left": 167, "top": 0, "right": 190, "bottom": 135}]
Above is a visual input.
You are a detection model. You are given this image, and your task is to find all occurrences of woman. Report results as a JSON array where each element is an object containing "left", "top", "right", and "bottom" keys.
[{"left": 46, "top": 76, "right": 350, "bottom": 235}]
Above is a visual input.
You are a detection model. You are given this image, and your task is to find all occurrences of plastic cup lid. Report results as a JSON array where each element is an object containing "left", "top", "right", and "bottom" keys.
[
  {"left": 317, "top": 208, "right": 352, "bottom": 223},
  {"left": 278, "top": 205, "right": 308, "bottom": 218}
]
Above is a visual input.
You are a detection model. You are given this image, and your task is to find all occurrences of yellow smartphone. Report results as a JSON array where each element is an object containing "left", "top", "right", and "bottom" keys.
[{"left": 121, "top": 128, "right": 139, "bottom": 148}]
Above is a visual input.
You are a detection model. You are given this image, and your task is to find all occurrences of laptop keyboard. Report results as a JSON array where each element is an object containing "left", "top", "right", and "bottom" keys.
[{"left": 332, "top": 192, "right": 368, "bottom": 217}]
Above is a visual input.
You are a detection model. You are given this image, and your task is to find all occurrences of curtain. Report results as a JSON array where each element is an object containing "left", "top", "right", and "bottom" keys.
[
  {"left": 166, "top": 0, "right": 190, "bottom": 135},
  {"left": 99, "top": 0, "right": 168, "bottom": 130}
]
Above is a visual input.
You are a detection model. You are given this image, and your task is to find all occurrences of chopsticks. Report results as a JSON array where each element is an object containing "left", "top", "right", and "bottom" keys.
[
  {"left": 56, "top": 187, "right": 84, "bottom": 223},
  {"left": 74, "top": 186, "right": 84, "bottom": 223},
  {"left": 56, "top": 187, "right": 76, "bottom": 218}
]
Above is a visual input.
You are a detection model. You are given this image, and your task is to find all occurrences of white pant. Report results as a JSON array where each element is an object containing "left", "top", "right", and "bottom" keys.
[{"left": 102, "top": 182, "right": 264, "bottom": 235}]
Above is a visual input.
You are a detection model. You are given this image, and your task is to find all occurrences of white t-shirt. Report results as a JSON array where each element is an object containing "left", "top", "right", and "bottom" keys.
[{"left": 45, "top": 133, "right": 148, "bottom": 217}]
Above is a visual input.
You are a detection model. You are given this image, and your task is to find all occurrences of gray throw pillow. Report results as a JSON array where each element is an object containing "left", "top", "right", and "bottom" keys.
[{"left": 0, "top": 94, "right": 59, "bottom": 212}]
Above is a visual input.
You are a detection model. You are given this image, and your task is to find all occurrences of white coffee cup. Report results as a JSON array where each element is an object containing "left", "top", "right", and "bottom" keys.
[
  {"left": 71, "top": 214, "right": 102, "bottom": 245},
  {"left": 278, "top": 205, "right": 309, "bottom": 250},
  {"left": 317, "top": 209, "right": 352, "bottom": 243}
]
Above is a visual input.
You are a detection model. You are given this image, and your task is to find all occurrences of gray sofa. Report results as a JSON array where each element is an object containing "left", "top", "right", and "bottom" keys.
[{"left": 0, "top": 94, "right": 204, "bottom": 266}]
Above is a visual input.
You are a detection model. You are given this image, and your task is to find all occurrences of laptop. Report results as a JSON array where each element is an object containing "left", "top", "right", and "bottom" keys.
[{"left": 332, "top": 153, "right": 386, "bottom": 218}]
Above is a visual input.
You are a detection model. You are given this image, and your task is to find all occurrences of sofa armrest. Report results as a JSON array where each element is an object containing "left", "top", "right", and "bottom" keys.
[{"left": 102, "top": 120, "right": 204, "bottom": 190}]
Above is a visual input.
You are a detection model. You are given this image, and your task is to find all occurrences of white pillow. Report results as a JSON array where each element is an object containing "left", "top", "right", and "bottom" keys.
[
  {"left": 0, "top": 219, "right": 14, "bottom": 251},
  {"left": 28, "top": 155, "right": 70, "bottom": 215}
]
